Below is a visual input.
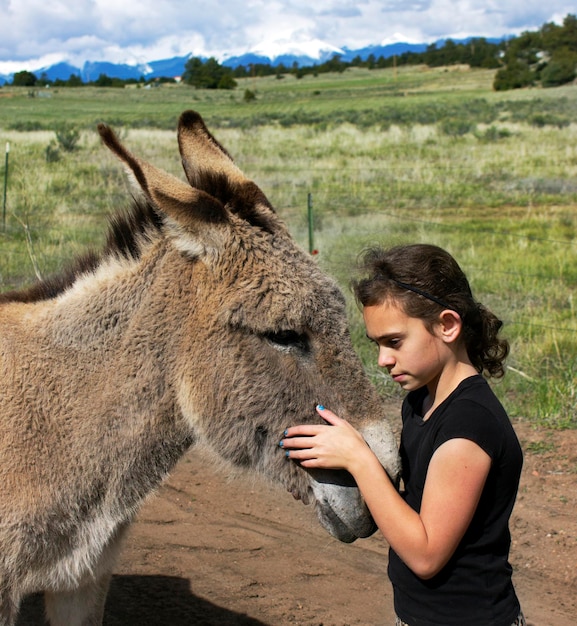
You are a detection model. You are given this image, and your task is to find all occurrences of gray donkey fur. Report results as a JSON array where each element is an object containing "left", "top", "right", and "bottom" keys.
[{"left": 0, "top": 111, "right": 400, "bottom": 625}]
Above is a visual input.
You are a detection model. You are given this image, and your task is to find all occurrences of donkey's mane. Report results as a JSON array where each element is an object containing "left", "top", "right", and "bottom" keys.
[
  {"left": 0, "top": 200, "right": 163, "bottom": 305},
  {"left": 0, "top": 145, "right": 280, "bottom": 306}
]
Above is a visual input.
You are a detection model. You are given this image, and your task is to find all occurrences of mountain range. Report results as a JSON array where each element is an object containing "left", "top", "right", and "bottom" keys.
[{"left": 0, "top": 38, "right": 503, "bottom": 86}]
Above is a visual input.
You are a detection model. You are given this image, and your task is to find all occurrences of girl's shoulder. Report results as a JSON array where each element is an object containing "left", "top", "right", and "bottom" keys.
[
  {"left": 434, "top": 376, "right": 519, "bottom": 459},
  {"left": 448, "top": 375, "right": 508, "bottom": 421},
  {"left": 403, "top": 376, "right": 495, "bottom": 422}
]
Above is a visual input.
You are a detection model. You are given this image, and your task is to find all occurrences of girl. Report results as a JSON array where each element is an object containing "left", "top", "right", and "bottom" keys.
[{"left": 280, "top": 244, "right": 524, "bottom": 626}]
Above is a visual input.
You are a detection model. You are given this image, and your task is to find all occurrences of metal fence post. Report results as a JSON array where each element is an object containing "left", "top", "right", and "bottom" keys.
[
  {"left": 2, "top": 142, "right": 9, "bottom": 232},
  {"left": 307, "top": 192, "right": 314, "bottom": 254}
]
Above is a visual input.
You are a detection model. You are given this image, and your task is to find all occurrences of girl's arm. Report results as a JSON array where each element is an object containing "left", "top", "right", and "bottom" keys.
[{"left": 281, "top": 406, "right": 491, "bottom": 579}]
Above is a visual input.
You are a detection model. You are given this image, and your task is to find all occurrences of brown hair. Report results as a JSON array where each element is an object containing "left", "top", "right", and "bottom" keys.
[{"left": 352, "top": 244, "right": 509, "bottom": 378}]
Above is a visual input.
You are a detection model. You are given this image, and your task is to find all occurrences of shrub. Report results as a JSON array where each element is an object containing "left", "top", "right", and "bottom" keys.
[
  {"left": 541, "top": 52, "right": 577, "bottom": 87},
  {"left": 493, "top": 61, "right": 534, "bottom": 91},
  {"left": 529, "top": 113, "right": 570, "bottom": 128},
  {"left": 440, "top": 117, "right": 475, "bottom": 136},
  {"left": 475, "top": 126, "right": 512, "bottom": 142},
  {"left": 55, "top": 124, "right": 81, "bottom": 152},
  {"left": 45, "top": 141, "right": 61, "bottom": 163},
  {"left": 9, "top": 120, "right": 45, "bottom": 131}
]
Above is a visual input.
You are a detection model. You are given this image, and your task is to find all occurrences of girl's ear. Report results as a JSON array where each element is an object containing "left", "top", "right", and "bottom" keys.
[{"left": 438, "top": 310, "right": 463, "bottom": 343}]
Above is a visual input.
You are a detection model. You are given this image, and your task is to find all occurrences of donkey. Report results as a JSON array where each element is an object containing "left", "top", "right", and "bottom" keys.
[{"left": 0, "top": 111, "right": 400, "bottom": 625}]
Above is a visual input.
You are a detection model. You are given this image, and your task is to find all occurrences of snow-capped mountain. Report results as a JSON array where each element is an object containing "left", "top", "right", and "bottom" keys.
[{"left": 0, "top": 36, "right": 492, "bottom": 85}]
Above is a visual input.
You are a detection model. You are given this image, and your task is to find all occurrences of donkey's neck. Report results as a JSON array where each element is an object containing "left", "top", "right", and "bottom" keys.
[
  {"left": 12, "top": 243, "right": 195, "bottom": 434},
  {"left": 42, "top": 244, "right": 172, "bottom": 350},
  {"left": 2, "top": 244, "right": 196, "bottom": 514}
]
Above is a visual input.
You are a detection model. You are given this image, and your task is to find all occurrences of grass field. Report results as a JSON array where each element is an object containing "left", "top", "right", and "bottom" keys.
[{"left": 1, "top": 64, "right": 576, "bottom": 427}]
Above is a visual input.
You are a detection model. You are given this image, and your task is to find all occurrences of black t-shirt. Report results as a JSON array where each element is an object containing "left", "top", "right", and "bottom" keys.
[{"left": 388, "top": 375, "right": 523, "bottom": 626}]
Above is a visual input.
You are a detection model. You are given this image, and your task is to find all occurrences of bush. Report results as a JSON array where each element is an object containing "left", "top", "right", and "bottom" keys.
[
  {"left": 440, "top": 117, "right": 475, "bottom": 136},
  {"left": 493, "top": 62, "right": 534, "bottom": 91},
  {"left": 217, "top": 73, "right": 237, "bottom": 90},
  {"left": 45, "top": 141, "right": 61, "bottom": 163},
  {"left": 475, "top": 126, "right": 512, "bottom": 142},
  {"left": 8, "top": 120, "right": 45, "bottom": 131},
  {"left": 55, "top": 124, "right": 81, "bottom": 152},
  {"left": 541, "top": 53, "right": 577, "bottom": 87},
  {"left": 529, "top": 113, "right": 570, "bottom": 128}
]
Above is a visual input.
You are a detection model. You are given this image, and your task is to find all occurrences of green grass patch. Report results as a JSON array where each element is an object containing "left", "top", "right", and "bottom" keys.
[{"left": 1, "top": 65, "right": 576, "bottom": 427}]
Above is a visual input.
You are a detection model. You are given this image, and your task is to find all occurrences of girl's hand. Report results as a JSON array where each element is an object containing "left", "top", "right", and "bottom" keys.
[{"left": 279, "top": 405, "right": 372, "bottom": 472}]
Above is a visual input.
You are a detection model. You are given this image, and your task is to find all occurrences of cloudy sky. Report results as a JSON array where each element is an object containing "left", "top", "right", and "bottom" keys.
[{"left": 0, "top": 0, "right": 575, "bottom": 73}]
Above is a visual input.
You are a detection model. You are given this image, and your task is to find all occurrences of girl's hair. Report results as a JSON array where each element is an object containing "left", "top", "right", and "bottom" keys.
[{"left": 352, "top": 244, "right": 509, "bottom": 379}]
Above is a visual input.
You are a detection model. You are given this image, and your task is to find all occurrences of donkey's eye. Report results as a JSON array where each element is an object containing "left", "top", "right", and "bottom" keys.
[{"left": 264, "top": 330, "right": 310, "bottom": 353}]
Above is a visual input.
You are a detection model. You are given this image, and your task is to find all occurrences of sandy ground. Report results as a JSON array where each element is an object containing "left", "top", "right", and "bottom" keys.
[{"left": 18, "top": 413, "right": 577, "bottom": 626}]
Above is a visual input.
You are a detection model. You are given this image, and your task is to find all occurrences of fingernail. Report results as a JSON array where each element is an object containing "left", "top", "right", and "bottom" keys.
[
  {"left": 317, "top": 404, "right": 325, "bottom": 411},
  {"left": 283, "top": 429, "right": 288, "bottom": 437},
  {"left": 278, "top": 440, "right": 284, "bottom": 448},
  {"left": 285, "top": 450, "right": 290, "bottom": 458}
]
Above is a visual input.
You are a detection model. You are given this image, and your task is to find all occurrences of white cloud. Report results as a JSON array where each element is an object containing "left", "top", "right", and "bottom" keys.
[{"left": 0, "top": 0, "right": 575, "bottom": 73}]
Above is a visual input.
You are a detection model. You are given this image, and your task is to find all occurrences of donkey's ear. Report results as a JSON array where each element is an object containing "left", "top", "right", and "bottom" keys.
[
  {"left": 98, "top": 123, "right": 230, "bottom": 257},
  {"left": 178, "top": 110, "right": 246, "bottom": 187},
  {"left": 177, "top": 111, "right": 287, "bottom": 234}
]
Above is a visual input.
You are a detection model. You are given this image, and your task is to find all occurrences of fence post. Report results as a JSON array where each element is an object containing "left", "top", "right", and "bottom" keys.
[
  {"left": 2, "top": 142, "right": 9, "bottom": 232},
  {"left": 307, "top": 192, "right": 314, "bottom": 254}
]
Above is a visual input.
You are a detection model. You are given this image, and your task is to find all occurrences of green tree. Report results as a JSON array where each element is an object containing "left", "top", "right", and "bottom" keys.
[
  {"left": 503, "top": 30, "right": 543, "bottom": 65},
  {"left": 66, "top": 74, "right": 83, "bottom": 87},
  {"left": 542, "top": 14, "right": 577, "bottom": 53},
  {"left": 323, "top": 54, "right": 346, "bottom": 73},
  {"left": 182, "top": 57, "right": 237, "bottom": 89},
  {"left": 94, "top": 73, "right": 113, "bottom": 87},
  {"left": 466, "top": 38, "right": 501, "bottom": 68},
  {"left": 37, "top": 72, "right": 52, "bottom": 87},
  {"left": 12, "top": 70, "right": 37, "bottom": 86},
  {"left": 495, "top": 13, "right": 577, "bottom": 90},
  {"left": 493, "top": 60, "right": 534, "bottom": 90},
  {"left": 92, "top": 73, "right": 125, "bottom": 88},
  {"left": 217, "top": 72, "right": 237, "bottom": 89},
  {"left": 541, "top": 48, "right": 577, "bottom": 87},
  {"left": 182, "top": 57, "right": 203, "bottom": 84}
]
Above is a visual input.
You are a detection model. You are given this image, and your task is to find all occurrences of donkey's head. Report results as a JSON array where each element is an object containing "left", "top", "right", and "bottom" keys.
[{"left": 98, "top": 112, "right": 400, "bottom": 543}]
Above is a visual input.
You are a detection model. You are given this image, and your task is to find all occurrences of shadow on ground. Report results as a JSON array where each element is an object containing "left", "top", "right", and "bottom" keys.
[{"left": 17, "top": 575, "right": 269, "bottom": 626}]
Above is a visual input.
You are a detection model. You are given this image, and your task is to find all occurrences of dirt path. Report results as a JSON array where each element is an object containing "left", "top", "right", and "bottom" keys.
[{"left": 18, "top": 419, "right": 577, "bottom": 625}]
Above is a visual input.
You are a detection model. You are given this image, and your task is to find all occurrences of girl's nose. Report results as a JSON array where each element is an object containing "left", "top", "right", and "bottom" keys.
[{"left": 377, "top": 347, "right": 395, "bottom": 369}]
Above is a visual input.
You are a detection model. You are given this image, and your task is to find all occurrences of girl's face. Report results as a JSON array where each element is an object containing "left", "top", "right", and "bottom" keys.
[{"left": 363, "top": 301, "right": 449, "bottom": 393}]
